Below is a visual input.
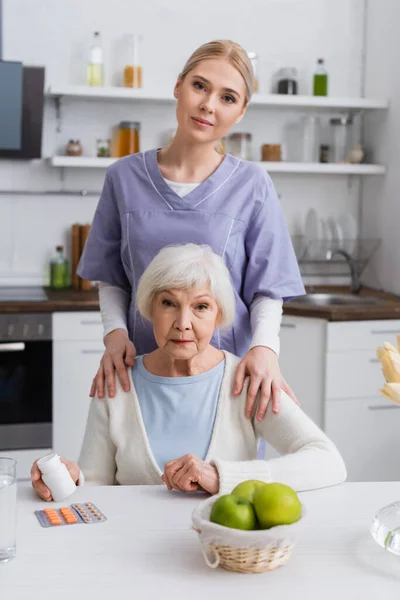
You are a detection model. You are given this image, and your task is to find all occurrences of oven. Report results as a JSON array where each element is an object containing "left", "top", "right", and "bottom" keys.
[{"left": 0, "top": 313, "right": 52, "bottom": 451}]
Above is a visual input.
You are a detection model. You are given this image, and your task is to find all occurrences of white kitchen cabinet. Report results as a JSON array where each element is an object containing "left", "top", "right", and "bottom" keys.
[
  {"left": 53, "top": 312, "right": 104, "bottom": 462},
  {"left": 279, "top": 316, "right": 400, "bottom": 481},
  {"left": 325, "top": 397, "right": 400, "bottom": 481},
  {"left": 325, "top": 320, "right": 400, "bottom": 481},
  {"left": 279, "top": 315, "right": 326, "bottom": 427}
]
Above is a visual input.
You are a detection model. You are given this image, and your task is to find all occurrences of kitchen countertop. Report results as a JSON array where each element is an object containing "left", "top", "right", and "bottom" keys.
[
  {"left": 284, "top": 285, "right": 400, "bottom": 321},
  {"left": 0, "top": 285, "right": 400, "bottom": 321},
  {"left": 3, "top": 482, "right": 400, "bottom": 599},
  {"left": 0, "top": 287, "right": 100, "bottom": 314}
]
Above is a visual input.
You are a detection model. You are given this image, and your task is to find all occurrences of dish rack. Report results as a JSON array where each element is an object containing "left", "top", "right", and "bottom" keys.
[{"left": 292, "top": 236, "right": 381, "bottom": 279}]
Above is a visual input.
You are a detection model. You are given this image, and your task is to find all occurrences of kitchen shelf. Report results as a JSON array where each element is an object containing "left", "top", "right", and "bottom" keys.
[
  {"left": 256, "top": 162, "right": 386, "bottom": 175},
  {"left": 47, "top": 85, "right": 388, "bottom": 111},
  {"left": 49, "top": 156, "right": 386, "bottom": 175}
]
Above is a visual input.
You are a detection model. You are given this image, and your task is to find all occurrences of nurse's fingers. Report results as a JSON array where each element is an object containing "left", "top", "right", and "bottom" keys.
[
  {"left": 95, "top": 364, "right": 106, "bottom": 399},
  {"left": 270, "top": 381, "right": 281, "bottom": 415},
  {"left": 281, "top": 377, "right": 300, "bottom": 406},
  {"left": 256, "top": 378, "right": 272, "bottom": 421},
  {"left": 124, "top": 340, "right": 136, "bottom": 368},
  {"left": 115, "top": 355, "right": 130, "bottom": 392},
  {"left": 247, "top": 376, "right": 263, "bottom": 420},
  {"left": 89, "top": 377, "right": 97, "bottom": 398},
  {"left": 103, "top": 355, "right": 117, "bottom": 398},
  {"left": 233, "top": 360, "right": 247, "bottom": 396}
]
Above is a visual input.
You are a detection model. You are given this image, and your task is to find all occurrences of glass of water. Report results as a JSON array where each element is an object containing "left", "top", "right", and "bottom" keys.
[{"left": 0, "top": 458, "right": 17, "bottom": 563}]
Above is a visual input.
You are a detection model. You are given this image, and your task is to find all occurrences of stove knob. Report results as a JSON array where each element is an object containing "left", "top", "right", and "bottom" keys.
[
  {"left": 23, "top": 324, "right": 29, "bottom": 337},
  {"left": 37, "top": 323, "right": 44, "bottom": 336},
  {"left": 7, "top": 324, "right": 14, "bottom": 337}
]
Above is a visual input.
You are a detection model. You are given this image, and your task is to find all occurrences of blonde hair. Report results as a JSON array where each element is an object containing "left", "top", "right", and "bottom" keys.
[
  {"left": 136, "top": 244, "right": 235, "bottom": 328},
  {"left": 179, "top": 40, "right": 254, "bottom": 105}
]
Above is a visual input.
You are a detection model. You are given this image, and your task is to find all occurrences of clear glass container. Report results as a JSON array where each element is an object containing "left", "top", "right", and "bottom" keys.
[
  {"left": 0, "top": 458, "right": 17, "bottom": 563},
  {"left": 123, "top": 34, "right": 142, "bottom": 88},
  {"left": 96, "top": 138, "right": 111, "bottom": 157},
  {"left": 50, "top": 245, "right": 70, "bottom": 290},
  {"left": 247, "top": 52, "right": 259, "bottom": 94},
  {"left": 277, "top": 68, "right": 298, "bottom": 95},
  {"left": 330, "top": 116, "right": 353, "bottom": 163},
  {"left": 284, "top": 116, "right": 320, "bottom": 162},
  {"left": 371, "top": 500, "right": 400, "bottom": 556},
  {"left": 116, "top": 121, "right": 141, "bottom": 157},
  {"left": 87, "top": 31, "right": 104, "bottom": 87},
  {"left": 226, "top": 133, "right": 252, "bottom": 160}
]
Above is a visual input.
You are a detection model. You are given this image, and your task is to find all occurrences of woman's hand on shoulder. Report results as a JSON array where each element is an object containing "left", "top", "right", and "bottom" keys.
[
  {"left": 162, "top": 454, "right": 219, "bottom": 495},
  {"left": 89, "top": 328, "right": 136, "bottom": 399},
  {"left": 233, "top": 346, "right": 299, "bottom": 420},
  {"left": 30, "top": 457, "right": 80, "bottom": 501}
]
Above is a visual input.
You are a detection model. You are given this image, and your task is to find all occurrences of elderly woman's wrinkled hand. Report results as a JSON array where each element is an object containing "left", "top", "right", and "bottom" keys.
[
  {"left": 90, "top": 329, "right": 136, "bottom": 399},
  {"left": 234, "top": 346, "right": 299, "bottom": 420},
  {"left": 30, "top": 456, "right": 80, "bottom": 501},
  {"left": 161, "top": 454, "right": 220, "bottom": 494}
]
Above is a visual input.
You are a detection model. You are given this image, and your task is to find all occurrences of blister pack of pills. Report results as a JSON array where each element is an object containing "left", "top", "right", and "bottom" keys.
[{"left": 35, "top": 502, "right": 107, "bottom": 528}]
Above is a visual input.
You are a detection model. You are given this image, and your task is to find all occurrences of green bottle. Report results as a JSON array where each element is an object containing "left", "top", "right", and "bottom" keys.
[
  {"left": 50, "top": 245, "right": 70, "bottom": 289},
  {"left": 313, "top": 58, "right": 328, "bottom": 96}
]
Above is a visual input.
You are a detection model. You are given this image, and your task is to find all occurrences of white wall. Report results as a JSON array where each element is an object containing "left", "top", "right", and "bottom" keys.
[
  {"left": 362, "top": 0, "right": 400, "bottom": 295},
  {"left": 0, "top": 0, "right": 366, "bottom": 285}
]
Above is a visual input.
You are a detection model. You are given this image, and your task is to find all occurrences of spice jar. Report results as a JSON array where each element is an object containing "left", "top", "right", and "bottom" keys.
[
  {"left": 96, "top": 138, "right": 111, "bottom": 157},
  {"left": 123, "top": 34, "right": 142, "bottom": 88},
  {"left": 116, "top": 121, "right": 141, "bottom": 157},
  {"left": 66, "top": 140, "right": 83, "bottom": 156},
  {"left": 227, "top": 133, "right": 252, "bottom": 160},
  {"left": 261, "top": 144, "right": 282, "bottom": 162},
  {"left": 277, "top": 68, "right": 298, "bottom": 95},
  {"left": 330, "top": 116, "right": 353, "bottom": 163}
]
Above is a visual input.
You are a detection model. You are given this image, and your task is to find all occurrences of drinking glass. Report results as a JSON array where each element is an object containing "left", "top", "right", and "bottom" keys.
[{"left": 0, "top": 458, "right": 17, "bottom": 563}]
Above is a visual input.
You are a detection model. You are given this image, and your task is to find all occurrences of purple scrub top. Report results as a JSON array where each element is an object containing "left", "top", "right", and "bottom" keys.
[{"left": 77, "top": 149, "right": 305, "bottom": 357}]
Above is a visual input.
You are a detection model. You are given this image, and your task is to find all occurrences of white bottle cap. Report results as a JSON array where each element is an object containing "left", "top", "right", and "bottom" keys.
[{"left": 37, "top": 452, "right": 61, "bottom": 475}]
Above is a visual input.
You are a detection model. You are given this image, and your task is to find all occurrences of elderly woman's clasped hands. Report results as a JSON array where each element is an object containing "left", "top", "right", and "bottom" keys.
[{"left": 162, "top": 454, "right": 219, "bottom": 494}]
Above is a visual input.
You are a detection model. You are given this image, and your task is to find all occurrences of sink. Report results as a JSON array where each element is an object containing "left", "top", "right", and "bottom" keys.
[{"left": 293, "top": 293, "right": 388, "bottom": 307}]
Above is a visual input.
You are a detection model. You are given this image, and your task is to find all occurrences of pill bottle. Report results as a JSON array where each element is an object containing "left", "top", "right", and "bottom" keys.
[{"left": 37, "top": 452, "right": 77, "bottom": 502}]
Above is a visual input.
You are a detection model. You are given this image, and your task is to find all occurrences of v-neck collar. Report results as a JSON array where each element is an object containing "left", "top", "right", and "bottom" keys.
[
  {"left": 127, "top": 350, "right": 235, "bottom": 477},
  {"left": 143, "top": 148, "right": 241, "bottom": 209}
]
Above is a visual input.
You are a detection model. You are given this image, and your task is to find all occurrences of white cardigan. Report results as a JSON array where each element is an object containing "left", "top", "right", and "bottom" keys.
[{"left": 79, "top": 351, "right": 346, "bottom": 494}]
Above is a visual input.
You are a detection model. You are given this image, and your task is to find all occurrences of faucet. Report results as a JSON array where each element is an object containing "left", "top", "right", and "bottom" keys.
[{"left": 328, "top": 248, "right": 362, "bottom": 294}]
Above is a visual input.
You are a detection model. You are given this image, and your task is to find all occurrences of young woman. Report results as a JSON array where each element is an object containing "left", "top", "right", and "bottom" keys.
[
  {"left": 32, "top": 245, "right": 344, "bottom": 498},
  {"left": 77, "top": 40, "right": 305, "bottom": 421}
]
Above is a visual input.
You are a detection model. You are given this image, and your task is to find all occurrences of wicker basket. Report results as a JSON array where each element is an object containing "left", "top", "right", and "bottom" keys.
[{"left": 192, "top": 494, "right": 305, "bottom": 574}]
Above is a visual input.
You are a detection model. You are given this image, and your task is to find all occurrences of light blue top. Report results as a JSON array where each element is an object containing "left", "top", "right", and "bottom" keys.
[{"left": 132, "top": 356, "right": 225, "bottom": 471}]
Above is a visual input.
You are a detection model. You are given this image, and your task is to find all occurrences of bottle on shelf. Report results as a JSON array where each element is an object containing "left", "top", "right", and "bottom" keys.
[
  {"left": 50, "top": 245, "right": 70, "bottom": 289},
  {"left": 88, "top": 31, "right": 104, "bottom": 86},
  {"left": 123, "top": 34, "right": 142, "bottom": 88},
  {"left": 313, "top": 58, "right": 328, "bottom": 96}
]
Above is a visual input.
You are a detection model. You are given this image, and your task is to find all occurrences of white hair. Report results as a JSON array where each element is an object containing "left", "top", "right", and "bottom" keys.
[{"left": 136, "top": 244, "right": 235, "bottom": 327}]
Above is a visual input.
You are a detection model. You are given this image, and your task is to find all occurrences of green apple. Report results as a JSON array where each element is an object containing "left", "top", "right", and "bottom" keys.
[
  {"left": 210, "top": 494, "right": 257, "bottom": 530},
  {"left": 231, "top": 480, "right": 267, "bottom": 503},
  {"left": 252, "top": 482, "right": 302, "bottom": 529}
]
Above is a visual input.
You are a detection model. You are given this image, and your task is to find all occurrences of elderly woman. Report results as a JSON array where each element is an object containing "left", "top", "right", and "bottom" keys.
[{"left": 31, "top": 244, "right": 346, "bottom": 499}]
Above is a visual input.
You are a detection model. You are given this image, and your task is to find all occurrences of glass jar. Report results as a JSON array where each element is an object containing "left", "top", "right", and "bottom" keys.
[
  {"left": 227, "top": 133, "right": 252, "bottom": 160},
  {"left": 123, "top": 34, "right": 142, "bottom": 88},
  {"left": 247, "top": 52, "right": 259, "bottom": 94},
  {"left": 330, "top": 116, "right": 353, "bottom": 163},
  {"left": 277, "top": 68, "right": 298, "bottom": 95},
  {"left": 96, "top": 138, "right": 111, "bottom": 157},
  {"left": 116, "top": 121, "right": 141, "bottom": 157}
]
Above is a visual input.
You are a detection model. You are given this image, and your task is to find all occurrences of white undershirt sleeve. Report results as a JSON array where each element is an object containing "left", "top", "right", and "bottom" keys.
[
  {"left": 249, "top": 295, "right": 283, "bottom": 356},
  {"left": 98, "top": 281, "right": 130, "bottom": 339}
]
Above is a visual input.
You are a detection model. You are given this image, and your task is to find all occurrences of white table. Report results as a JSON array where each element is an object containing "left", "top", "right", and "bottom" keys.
[{"left": 2, "top": 482, "right": 400, "bottom": 600}]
